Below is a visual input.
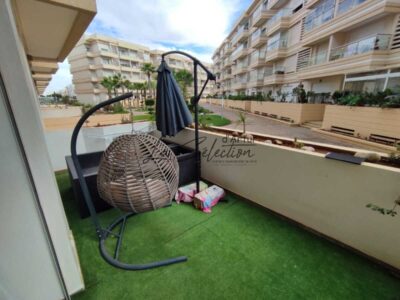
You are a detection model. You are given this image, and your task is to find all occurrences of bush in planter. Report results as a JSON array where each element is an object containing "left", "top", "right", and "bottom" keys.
[
  {"left": 293, "top": 86, "right": 307, "bottom": 103},
  {"left": 145, "top": 99, "right": 155, "bottom": 107},
  {"left": 338, "top": 93, "right": 366, "bottom": 106},
  {"left": 332, "top": 91, "right": 343, "bottom": 104},
  {"left": 381, "top": 95, "right": 400, "bottom": 108}
]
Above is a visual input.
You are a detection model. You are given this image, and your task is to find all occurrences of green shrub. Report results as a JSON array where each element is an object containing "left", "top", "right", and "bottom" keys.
[
  {"left": 112, "top": 103, "right": 127, "bottom": 114},
  {"left": 335, "top": 89, "right": 397, "bottom": 107},
  {"left": 145, "top": 99, "right": 155, "bottom": 107},
  {"left": 381, "top": 95, "right": 400, "bottom": 108}
]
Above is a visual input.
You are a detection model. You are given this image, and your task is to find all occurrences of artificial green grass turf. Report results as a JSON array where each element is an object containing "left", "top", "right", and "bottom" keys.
[
  {"left": 199, "top": 114, "right": 231, "bottom": 126},
  {"left": 56, "top": 171, "right": 400, "bottom": 300}
]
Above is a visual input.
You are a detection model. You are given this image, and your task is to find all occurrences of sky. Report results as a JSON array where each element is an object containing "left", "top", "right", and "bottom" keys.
[{"left": 44, "top": 0, "right": 252, "bottom": 95}]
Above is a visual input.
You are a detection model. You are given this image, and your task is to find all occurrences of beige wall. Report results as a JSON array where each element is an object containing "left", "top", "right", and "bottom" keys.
[
  {"left": 309, "top": 75, "right": 343, "bottom": 93},
  {"left": 251, "top": 102, "right": 326, "bottom": 123},
  {"left": 168, "top": 129, "right": 400, "bottom": 270},
  {"left": 322, "top": 105, "right": 400, "bottom": 139},
  {"left": 224, "top": 99, "right": 250, "bottom": 111}
]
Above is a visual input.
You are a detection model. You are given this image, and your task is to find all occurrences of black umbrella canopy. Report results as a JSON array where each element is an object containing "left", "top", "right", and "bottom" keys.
[{"left": 156, "top": 60, "right": 193, "bottom": 137}]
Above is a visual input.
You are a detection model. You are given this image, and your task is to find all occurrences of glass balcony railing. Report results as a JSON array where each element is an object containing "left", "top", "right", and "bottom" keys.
[
  {"left": 267, "top": 39, "right": 288, "bottom": 51},
  {"left": 299, "top": 50, "right": 328, "bottom": 67},
  {"left": 250, "top": 50, "right": 266, "bottom": 64},
  {"left": 337, "top": 0, "right": 366, "bottom": 15},
  {"left": 330, "top": 34, "right": 391, "bottom": 61},
  {"left": 304, "top": 0, "right": 335, "bottom": 32},
  {"left": 264, "top": 67, "right": 274, "bottom": 76},
  {"left": 267, "top": 8, "right": 291, "bottom": 27},
  {"left": 232, "top": 44, "right": 248, "bottom": 57}
]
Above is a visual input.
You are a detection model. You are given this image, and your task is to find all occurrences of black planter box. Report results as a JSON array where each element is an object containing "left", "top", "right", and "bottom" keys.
[{"left": 66, "top": 143, "right": 198, "bottom": 218}]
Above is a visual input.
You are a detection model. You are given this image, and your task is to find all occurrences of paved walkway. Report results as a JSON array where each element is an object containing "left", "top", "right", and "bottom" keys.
[{"left": 202, "top": 103, "right": 381, "bottom": 152}]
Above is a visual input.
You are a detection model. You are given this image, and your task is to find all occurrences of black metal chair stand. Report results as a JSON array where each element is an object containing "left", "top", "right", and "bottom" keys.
[{"left": 70, "top": 93, "right": 187, "bottom": 270}]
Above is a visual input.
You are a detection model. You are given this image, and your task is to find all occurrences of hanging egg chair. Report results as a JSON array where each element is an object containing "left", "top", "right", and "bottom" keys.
[{"left": 97, "top": 134, "right": 179, "bottom": 213}]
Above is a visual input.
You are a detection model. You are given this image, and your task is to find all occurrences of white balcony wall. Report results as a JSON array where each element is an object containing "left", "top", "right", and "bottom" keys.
[
  {"left": 284, "top": 54, "right": 297, "bottom": 73},
  {"left": 0, "top": 1, "right": 84, "bottom": 298},
  {"left": 71, "top": 57, "right": 91, "bottom": 69},
  {"left": 344, "top": 16, "right": 395, "bottom": 44},
  {"left": 69, "top": 43, "right": 88, "bottom": 57},
  {"left": 73, "top": 70, "right": 92, "bottom": 80},
  {"left": 309, "top": 75, "right": 344, "bottom": 93},
  {"left": 287, "top": 21, "right": 302, "bottom": 47}
]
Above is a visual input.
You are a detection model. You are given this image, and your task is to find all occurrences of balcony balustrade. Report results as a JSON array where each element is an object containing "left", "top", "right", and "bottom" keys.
[{"left": 330, "top": 34, "right": 391, "bottom": 61}]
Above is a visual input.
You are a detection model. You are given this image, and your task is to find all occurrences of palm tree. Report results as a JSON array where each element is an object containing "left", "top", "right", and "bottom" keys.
[
  {"left": 112, "top": 73, "right": 125, "bottom": 95},
  {"left": 174, "top": 69, "right": 193, "bottom": 100},
  {"left": 141, "top": 63, "right": 156, "bottom": 98},
  {"left": 100, "top": 76, "right": 114, "bottom": 98}
]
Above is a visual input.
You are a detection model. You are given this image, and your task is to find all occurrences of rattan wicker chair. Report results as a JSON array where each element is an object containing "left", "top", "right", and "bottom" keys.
[{"left": 97, "top": 134, "right": 179, "bottom": 213}]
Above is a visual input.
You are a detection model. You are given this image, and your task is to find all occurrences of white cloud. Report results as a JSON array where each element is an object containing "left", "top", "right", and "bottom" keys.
[
  {"left": 44, "top": 60, "right": 72, "bottom": 95},
  {"left": 46, "top": 0, "right": 245, "bottom": 94},
  {"left": 90, "top": 0, "right": 243, "bottom": 57}
]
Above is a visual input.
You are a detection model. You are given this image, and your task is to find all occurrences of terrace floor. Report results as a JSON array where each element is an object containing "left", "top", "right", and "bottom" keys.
[{"left": 56, "top": 171, "right": 400, "bottom": 299}]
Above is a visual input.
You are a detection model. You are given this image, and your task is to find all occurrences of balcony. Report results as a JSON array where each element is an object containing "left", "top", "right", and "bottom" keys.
[
  {"left": 302, "top": 0, "right": 400, "bottom": 46},
  {"left": 265, "top": 39, "right": 288, "bottom": 62},
  {"left": 249, "top": 50, "right": 266, "bottom": 68},
  {"left": 298, "top": 50, "right": 329, "bottom": 69},
  {"left": 264, "top": 71, "right": 285, "bottom": 85},
  {"left": 233, "top": 63, "right": 249, "bottom": 75},
  {"left": 337, "top": 0, "right": 367, "bottom": 16},
  {"left": 298, "top": 34, "right": 392, "bottom": 79},
  {"left": 330, "top": 34, "right": 391, "bottom": 61},
  {"left": 232, "top": 45, "right": 250, "bottom": 60},
  {"left": 251, "top": 30, "right": 268, "bottom": 48},
  {"left": 232, "top": 26, "right": 250, "bottom": 45},
  {"left": 232, "top": 80, "right": 247, "bottom": 90},
  {"left": 247, "top": 75, "right": 265, "bottom": 88},
  {"left": 266, "top": 9, "right": 292, "bottom": 37},
  {"left": 253, "top": 5, "right": 276, "bottom": 27}
]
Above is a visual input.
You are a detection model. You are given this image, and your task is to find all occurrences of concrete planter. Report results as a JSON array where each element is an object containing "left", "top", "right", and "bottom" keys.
[
  {"left": 322, "top": 105, "right": 400, "bottom": 141},
  {"left": 168, "top": 128, "right": 400, "bottom": 270},
  {"left": 223, "top": 100, "right": 251, "bottom": 111},
  {"left": 251, "top": 102, "right": 326, "bottom": 124}
]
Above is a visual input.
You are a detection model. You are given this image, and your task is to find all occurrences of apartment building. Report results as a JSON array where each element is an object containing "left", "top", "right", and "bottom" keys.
[
  {"left": 69, "top": 34, "right": 213, "bottom": 104},
  {"left": 213, "top": 0, "right": 400, "bottom": 101}
]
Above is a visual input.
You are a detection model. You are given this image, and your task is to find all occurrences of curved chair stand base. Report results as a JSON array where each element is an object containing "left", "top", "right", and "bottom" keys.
[
  {"left": 99, "top": 213, "right": 188, "bottom": 270},
  {"left": 70, "top": 93, "right": 188, "bottom": 271}
]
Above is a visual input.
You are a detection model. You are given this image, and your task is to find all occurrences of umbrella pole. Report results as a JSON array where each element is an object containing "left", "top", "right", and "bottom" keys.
[{"left": 194, "top": 62, "right": 200, "bottom": 193}]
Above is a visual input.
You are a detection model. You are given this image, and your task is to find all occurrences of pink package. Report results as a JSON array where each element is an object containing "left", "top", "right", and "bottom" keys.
[
  {"left": 175, "top": 181, "right": 208, "bottom": 203},
  {"left": 193, "top": 185, "right": 225, "bottom": 213}
]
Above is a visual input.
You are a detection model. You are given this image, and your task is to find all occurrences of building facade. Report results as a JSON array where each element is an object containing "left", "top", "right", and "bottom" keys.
[
  {"left": 213, "top": 0, "right": 400, "bottom": 101},
  {"left": 69, "top": 34, "right": 213, "bottom": 104}
]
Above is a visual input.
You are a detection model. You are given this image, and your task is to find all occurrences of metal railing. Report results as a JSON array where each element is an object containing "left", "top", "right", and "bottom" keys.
[{"left": 330, "top": 34, "right": 391, "bottom": 61}]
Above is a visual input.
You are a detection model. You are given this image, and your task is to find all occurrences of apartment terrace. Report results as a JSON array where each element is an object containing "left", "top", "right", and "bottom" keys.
[
  {"left": 302, "top": 0, "right": 400, "bottom": 46},
  {"left": 265, "top": 38, "right": 288, "bottom": 62},
  {"left": 232, "top": 25, "right": 250, "bottom": 45},
  {"left": 56, "top": 170, "right": 400, "bottom": 299},
  {"left": 251, "top": 29, "right": 268, "bottom": 48},
  {"left": 232, "top": 44, "right": 250, "bottom": 60},
  {"left": 252, "top": 4, "right": 276, "bottom": 27},
  {"left": 249, "top": 50, "right": 267, "bottom": 68},
  {"left": 298, "top": 33, "right": 396, "bottom": 79},
  {"left": 266, "top": 8, "right": 292, "bottom": 36},
  {"left": 232, "top": 62, "right": 249, "bottom": 75}
]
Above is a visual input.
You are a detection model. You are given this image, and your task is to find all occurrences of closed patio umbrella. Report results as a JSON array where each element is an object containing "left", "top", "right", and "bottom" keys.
[
  {"left": 156, "top": 60, "right": 193, "bottom": 137},
  {"left": 156, "top": 51, "right": 216, "bottom": 193}
]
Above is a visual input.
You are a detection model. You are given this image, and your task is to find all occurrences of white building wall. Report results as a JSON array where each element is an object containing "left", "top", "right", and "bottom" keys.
[{"left": 0, "top": 1, "right": 84, "bottom": 298}]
